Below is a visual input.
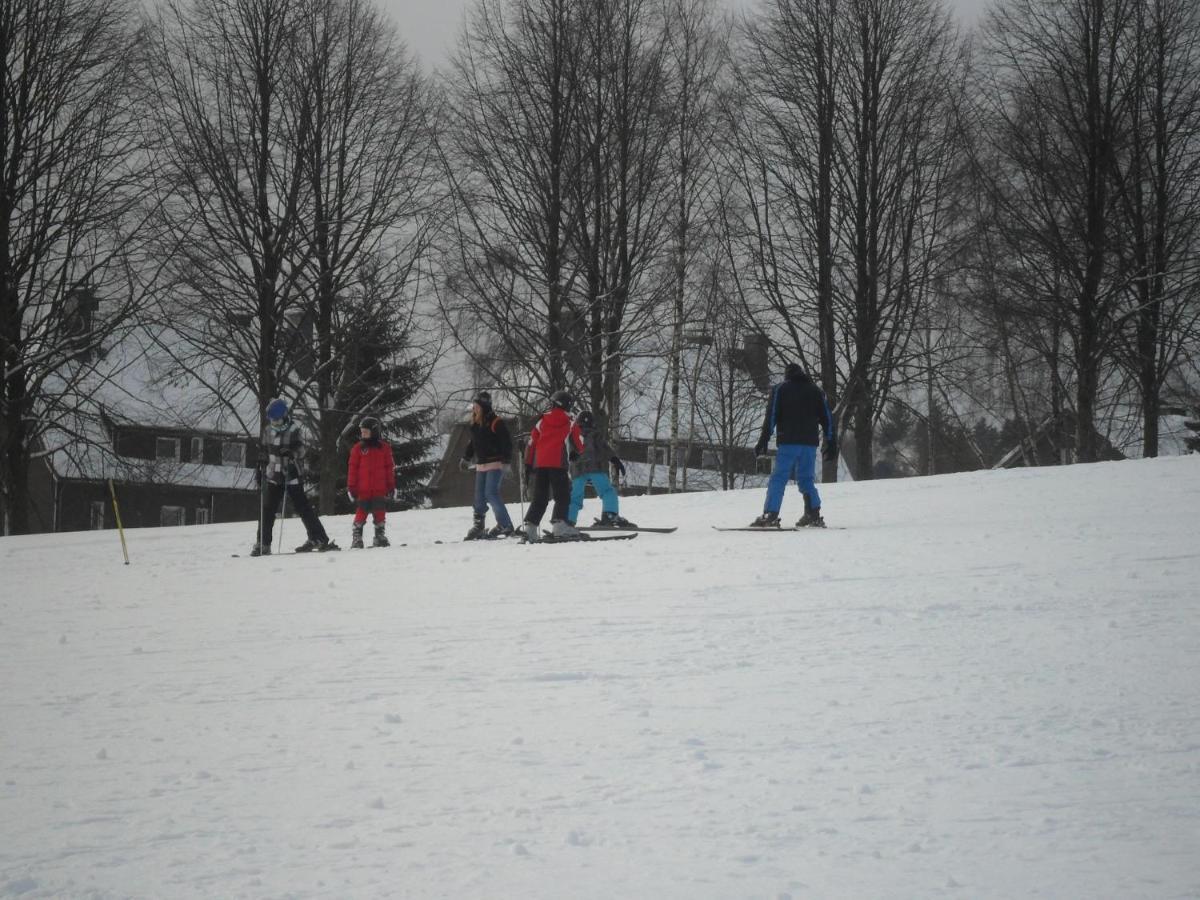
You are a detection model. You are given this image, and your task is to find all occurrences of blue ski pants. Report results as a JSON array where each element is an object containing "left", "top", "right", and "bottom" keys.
[
  {"left": 764, "top": 443, "right": 820, "bottom": 514},
  {"left": 473, "top": 468, "right": 514, "bottom": 529},
  {"left": 569, "top": 472, "right": 619, "bottom": 523}
]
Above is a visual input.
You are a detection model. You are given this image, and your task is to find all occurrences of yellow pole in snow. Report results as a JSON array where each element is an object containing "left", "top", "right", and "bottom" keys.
[{"left": 108, "top": 478, "right": 130, "bottom": 565}]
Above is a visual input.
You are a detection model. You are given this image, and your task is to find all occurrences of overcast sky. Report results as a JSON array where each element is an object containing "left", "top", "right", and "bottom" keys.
[{"left": 383, "top": 0, "right": 991, "bottom": 72}]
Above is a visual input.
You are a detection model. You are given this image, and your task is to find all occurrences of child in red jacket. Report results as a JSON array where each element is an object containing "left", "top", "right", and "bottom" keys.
[
  {"left": 521, "top": 390, "right": 584, "bottom": 542},
  {"left": 346, "top": 416, "right": 396, "bottom": 548}
]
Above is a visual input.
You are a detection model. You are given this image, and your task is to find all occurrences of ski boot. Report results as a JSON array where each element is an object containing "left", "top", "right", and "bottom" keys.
[
  {"left": 464, "top": 516, "right": 487, "bottom": 541},
  {"left": 249, "top": 542, "right": 272, "bottom": 557},
  {"left": 595, "top": 511, "right": 637, "bottom": 529},
  {"left": 296, "top": 537, "right": 339, "bottom": 553},
  {"left": 748, "top": 511, "right": 781, "bottom": 528},
  {"left": 372, "top": 524, "right": 390, "bottom": 548},
  {"left": 488, "top": 524, "right": 515, "bottom": 539},
  {"left": 795, "top": 495, "right": 825, "bottom": 528},
  {"left": 351, "top": 523, "right": 365, "bottom": 549},
  {"left": 549, "top": 519, "right": 585, "bottom": 542}
]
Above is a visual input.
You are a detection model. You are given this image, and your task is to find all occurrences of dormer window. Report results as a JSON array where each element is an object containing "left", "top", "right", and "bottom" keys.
[
  {"left": 64, "top": 286, "right": 101, "bottom": 361},
  {"left": 221, "top": 441, "right": 246, "bottom": 467}
]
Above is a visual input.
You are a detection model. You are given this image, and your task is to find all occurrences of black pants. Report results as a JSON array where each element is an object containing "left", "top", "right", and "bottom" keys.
[
  {"left": 259, "top": 481, "right": 328, "bottom": 545},
  {"left": 525, "top": 468, "right": 571, "bottom": 525}
]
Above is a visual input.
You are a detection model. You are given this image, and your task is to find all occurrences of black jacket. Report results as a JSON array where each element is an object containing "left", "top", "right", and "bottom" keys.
[
  {"left": 463, "top": 413, "right": 513, "bottom": 465},
  {"left": 759, "top": 372, "right": 834, "bottom": 447}
]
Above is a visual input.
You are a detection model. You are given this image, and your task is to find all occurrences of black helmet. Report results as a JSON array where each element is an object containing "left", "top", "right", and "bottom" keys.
[
  {"left": 472, "top": 391, "right": 493, "bottom": 411},
  {"left": 784, "top": 363, "right": 804, "bottom": 381},
  {"left": 550, "top": 390, "right": 573, "bottom": 411},
  {"left": 360, "top": 416, "right": 382, "bottom": 440},
  {"left": 577, "top": 410, "right": 595, "bottom": 429}
]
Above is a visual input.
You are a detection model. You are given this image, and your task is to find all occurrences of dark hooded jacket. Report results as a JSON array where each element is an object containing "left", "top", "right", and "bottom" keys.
[{"left": 758, "top": 369, "right": 835, "bottom": 447}]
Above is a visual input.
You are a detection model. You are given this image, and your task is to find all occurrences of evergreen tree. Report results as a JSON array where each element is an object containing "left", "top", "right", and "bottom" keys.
[{"left": 315, "top": 286, "right": 437, "bottom": 512}]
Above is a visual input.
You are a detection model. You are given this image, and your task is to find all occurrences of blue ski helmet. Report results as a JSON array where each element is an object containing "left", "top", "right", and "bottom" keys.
[{"left": 266, "top": 398, "right": 289, "bottom": 424}]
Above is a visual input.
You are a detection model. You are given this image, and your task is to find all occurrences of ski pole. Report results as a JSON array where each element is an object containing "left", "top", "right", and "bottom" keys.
[
  {"left": 517, "top": 437, "right": 526, "bottom": 524},
  {"left": 107, "top": 478, "right": 130, "bottom": 565},
  {"left": 257, "top": 467, "right": 266, "bottom": 549},
  {"left": 277, "top": 478, "right": 288, "bottom": 555}
]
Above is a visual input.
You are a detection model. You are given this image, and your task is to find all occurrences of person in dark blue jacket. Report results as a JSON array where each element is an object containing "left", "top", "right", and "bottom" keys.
[{"left": 750, "top": 363, "right": 837, "bottom": 528}]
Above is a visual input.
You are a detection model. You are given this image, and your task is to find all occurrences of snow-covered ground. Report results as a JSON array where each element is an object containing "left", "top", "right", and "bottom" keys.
[{"left": 2, "top": 457, "right": 1199, "bottom": 899}]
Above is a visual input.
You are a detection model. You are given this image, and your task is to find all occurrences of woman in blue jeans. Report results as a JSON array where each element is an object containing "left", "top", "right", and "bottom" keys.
[{"left": 461, "top": 392, "right": 516, "bottom": 539}]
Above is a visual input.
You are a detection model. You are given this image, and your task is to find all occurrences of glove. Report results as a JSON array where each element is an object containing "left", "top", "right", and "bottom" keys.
[
  {"left": 611, "top": 456, "right": 626, "bottom": 477},
  {"left": 458, "top": 457, "right": 471, "bottom": 471},
  {"left": 346, "top": 489, "right": 355, "bottom": 503},
  {"left": 568, "top": 449, "right": 580, "bottom": 462},
  {"left": 822, "top": 438, "right": 838, "bottom": 463},
  {"left": 754, "top": 437, "right": 769, "bottom": 457},
  {"left": 524, "top": 463, "right": 533, "bottom": 481}
]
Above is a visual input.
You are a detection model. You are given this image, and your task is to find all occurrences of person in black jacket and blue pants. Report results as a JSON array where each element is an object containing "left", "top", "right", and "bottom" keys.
[{"left": 751, "top": 363, "right": 837, "bottom": 528}]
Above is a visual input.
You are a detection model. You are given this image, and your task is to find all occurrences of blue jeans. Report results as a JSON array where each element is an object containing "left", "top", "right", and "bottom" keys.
[
  {"left": 764, "top": 444, "right": 820, "bottom": 514},
  {"left": 569, "top": 472, "right": 619, "bottom": 523},
  {"left": 474, "top": 468, "right": 514, "bottom": 528}
]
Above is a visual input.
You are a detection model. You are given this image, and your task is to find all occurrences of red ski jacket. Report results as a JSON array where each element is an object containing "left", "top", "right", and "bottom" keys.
[
  {"left": 347, "top": 439, "right": 396, "bottom": 499},
  {"left": 525, "top": 407, "right": 584, "bottom": 469}
]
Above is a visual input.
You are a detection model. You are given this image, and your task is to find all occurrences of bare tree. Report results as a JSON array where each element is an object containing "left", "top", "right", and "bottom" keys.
[
  {"left": 980, "top": 0, "right": 1140, "bottom": 462},
  {"left": 569, "top": 0, "right": 674, "bottom": 429},
  {"left": 294, "top": 0, "right": 442, "bottom": 511},
  {"left": 147, "top": 0, "right": 314, "bottom": 433},
  {"left": 0, "top": 0, "right": 152, "bottom": 534},
  {"left": 661, "top": 0, "right": 728, "bottom": 490},
  {"left": 727, "top": 0, "right": 964, "bottom": 479},
  {"left": 1109, "top": 0, "right": 1200, "bottom": 457},
  {"left": 439, "top": 0, "right": 591, "bottom": 412}
]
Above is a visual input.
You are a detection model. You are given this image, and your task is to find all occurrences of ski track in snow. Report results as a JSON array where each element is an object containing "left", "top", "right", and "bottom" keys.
[{"left": 1, "top": 457, "right": 1199, "bottom": 899}]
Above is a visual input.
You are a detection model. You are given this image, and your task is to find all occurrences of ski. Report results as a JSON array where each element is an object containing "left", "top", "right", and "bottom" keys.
[
  {"left": 578, "top": 525, "right": 676, "bottom": 534},
  {"left": 711, "top": 525, "right": 845, "bottom": 532},
  {"left": 233, "top": 542, "right": 342, "bottom": 558},
  {"left": 519, "top": 532, "right": 639, "bottom": 544}
]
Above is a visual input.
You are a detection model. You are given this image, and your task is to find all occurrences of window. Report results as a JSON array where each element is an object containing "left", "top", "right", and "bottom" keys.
[
  {"left": 701, "top": 449, "right": 720, "bottom": 470},
  {"left": 160, "top": 506, "right": 185, "bottom": 527},
  {"left": 194, "top": 508, "right": 211, "bottom": 525},
  {"left": 156, "top": 437, "right": 180, "bottom": 461},
  {"left": 221, "top": 441, "right": 247, "bottom": 467},
  {"left": 90, "top": 501, "right": 106, "bottom": 530},
  {"left": 190, "top": 437, "right": 204, "bottom": 462},
  {"left": 646, "top": 445, "right": 667, "bottom": 466}
]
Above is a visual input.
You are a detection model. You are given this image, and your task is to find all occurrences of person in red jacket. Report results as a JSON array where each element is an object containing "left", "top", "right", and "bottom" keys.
[
  {"left": 346, "top": 416, "right": 396, "bottom": 548},
  {"left": 521, "top": 390, "right": 585, "bottom": 542}
]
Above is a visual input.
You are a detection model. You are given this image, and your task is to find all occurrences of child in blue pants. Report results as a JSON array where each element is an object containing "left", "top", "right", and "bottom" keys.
[{"left": 568, "top": 411, "right": 634, "bottom": 528}]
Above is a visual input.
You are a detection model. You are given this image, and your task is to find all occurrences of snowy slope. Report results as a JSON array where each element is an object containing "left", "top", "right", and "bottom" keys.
[{"left": 2, "top": 458, "right": 1199, "bottom": 899}]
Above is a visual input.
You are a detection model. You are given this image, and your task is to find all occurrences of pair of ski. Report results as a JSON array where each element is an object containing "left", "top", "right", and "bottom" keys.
[
  {"left": 515, "top": 525, "right": 677, "bottom": 544},
  {"left": 712, "top": 525, "right": 844, "bottom": 532},
  {"left": 232, "top": 543, "right": 343, "bottom": 558}
]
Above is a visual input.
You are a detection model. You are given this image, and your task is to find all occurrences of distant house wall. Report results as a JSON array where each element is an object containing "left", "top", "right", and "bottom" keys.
[
  {"left": 21, "top": 421, "right": 264, "bottom": 535},
  {"left": 56, "top": 479, "right": 261, "bottom": 532}
]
